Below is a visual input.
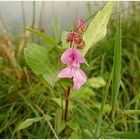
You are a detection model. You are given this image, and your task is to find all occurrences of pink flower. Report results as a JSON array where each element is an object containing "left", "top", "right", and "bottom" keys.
[
  {"left": 61, "top": 48, "right": 85, "bottom": 67},
  {"left": 58, "top": 48, "right": 87, "bottom": 90},
  {"left": 58, "top": 66, "right": 87, "bottom": 90}
]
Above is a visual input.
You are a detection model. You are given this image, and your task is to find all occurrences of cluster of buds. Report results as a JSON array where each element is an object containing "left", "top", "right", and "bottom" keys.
[{"left": 66, "top": 19, "right": 86, "bottom": 49}]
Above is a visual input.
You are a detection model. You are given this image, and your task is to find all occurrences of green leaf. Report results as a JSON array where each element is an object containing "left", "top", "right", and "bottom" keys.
[
  {"left": 82, "top": 1, "right": 115, "bottom": 55},
  {"left": 54, "top": 109, "right": 65, "bottom": 135},
  {"left": 58, "top": 78, "right": 73, "bottom": 89},
  {"left": 107, "top": 131, "right": 140, "bottom": 139},
  {"left": 70, "top": 86, "right": 95, "bottom": 99},
  {"left": 61, "top": 31, "right": 69, "bottom": 48},
  {"left": 16, "top": 117, "right": 43, "bottom": 131},
  {"left": 24, "top": 43, "right": 60, "bottom": 86},
  {"left": 112, "top": 14, "right": 121, "bottom": 120},
  {"left": 27, "top": 28, "right": 57, "bottom": 46},
  {"left": 9, "top": 24, "right": 57, "bottom": 46},
  {"left": 43, "top": 74, "right": 58, "bottom": 88},
  {"left": 87, "top": 77, "right": 106, "bottom": 88}
]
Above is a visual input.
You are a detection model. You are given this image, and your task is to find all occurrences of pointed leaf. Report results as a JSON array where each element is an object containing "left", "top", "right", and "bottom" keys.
[
  {"left": 16, "top": 117, "right": 43, "bottom": 131},
  {"left": 54, "top": 109, "right": 65, "bottom": 135},
  {"left": 8, "top": 24, "right": 57, "bottom": 46},
  {"left": 82, "top": 1, "right": 115, "bottom": 55}
]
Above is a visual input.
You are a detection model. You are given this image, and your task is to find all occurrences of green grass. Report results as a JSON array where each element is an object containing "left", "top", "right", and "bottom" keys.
[{"left": 0, "top": 2, "right": 140, "bottom": 138}]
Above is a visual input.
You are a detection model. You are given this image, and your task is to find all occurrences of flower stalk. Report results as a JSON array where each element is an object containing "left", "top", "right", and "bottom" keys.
[
  {"left": 58, "top": 19, "right": 87, "bottom": 122},
  {"left": 64, "top": 87, "right": 71, "bottom": 122}
]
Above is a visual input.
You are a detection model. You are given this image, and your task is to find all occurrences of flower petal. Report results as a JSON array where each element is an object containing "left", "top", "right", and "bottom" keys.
[
  {"left": 72, "top": 68, "right": 87, "bottom": 90},
  {"left": 61, "top": 48, "right": 73, "bottom": 65},
  {"left": 61, "top": 48, "right": 85, "bottom": 67},
  {"left": 74, "top": 48, "right": 85, "bottom": 64},
  {"left": 57, "top": 67, "right": 72, "bottom": 78}
]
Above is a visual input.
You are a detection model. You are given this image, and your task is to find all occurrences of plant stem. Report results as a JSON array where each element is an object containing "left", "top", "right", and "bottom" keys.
[{"left": 64, "top": 87, "right": 71, "bottom": 122}]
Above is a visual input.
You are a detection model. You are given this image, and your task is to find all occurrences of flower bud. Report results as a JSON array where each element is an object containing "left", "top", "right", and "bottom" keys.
[
  {"left": 66, "top": 31, "right": 75, "bottom": 43},
  {"left": 77, "top": 41, "right": 84, "bottom": 49},
  {"left": 74, "top": 33, "right": 82, "bottom": 44},
  {"left": 78, "top": 19, "right": 86, "bottom": 33}
]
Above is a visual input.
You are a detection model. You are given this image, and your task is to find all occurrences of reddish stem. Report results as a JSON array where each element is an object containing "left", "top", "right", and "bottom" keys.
[{"left": 64, "top": 87, "right": 71, "bottom": 122}]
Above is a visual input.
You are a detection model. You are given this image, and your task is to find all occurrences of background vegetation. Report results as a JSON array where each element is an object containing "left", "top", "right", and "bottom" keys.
[{"left": 0, "top": 1, "right": 140, "bottom": 138}]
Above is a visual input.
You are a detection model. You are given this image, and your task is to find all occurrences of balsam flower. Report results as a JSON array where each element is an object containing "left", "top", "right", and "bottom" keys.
[
  {"left": 61, "top": 48, "right": 85, "bottom": 67},
  {"left": 58, "top": 48, "right": 87, "bottom": 90}
]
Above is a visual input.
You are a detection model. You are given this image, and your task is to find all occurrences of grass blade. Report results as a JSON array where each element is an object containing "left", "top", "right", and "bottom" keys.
[
  {"left": 111, "top": 14, "right": 122, "bottom": 121},
  {"left": 122, "top": 93, "right": 140, "bottom": 111},
  {"left": 95, "top": 71, "right": 113, "bottom": 137},
  {"left": 123, "top": 110, "right": 140, "bottom": 115},
  {"left": 107, "top": 131, "right": 140, "bottom": 139}
]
